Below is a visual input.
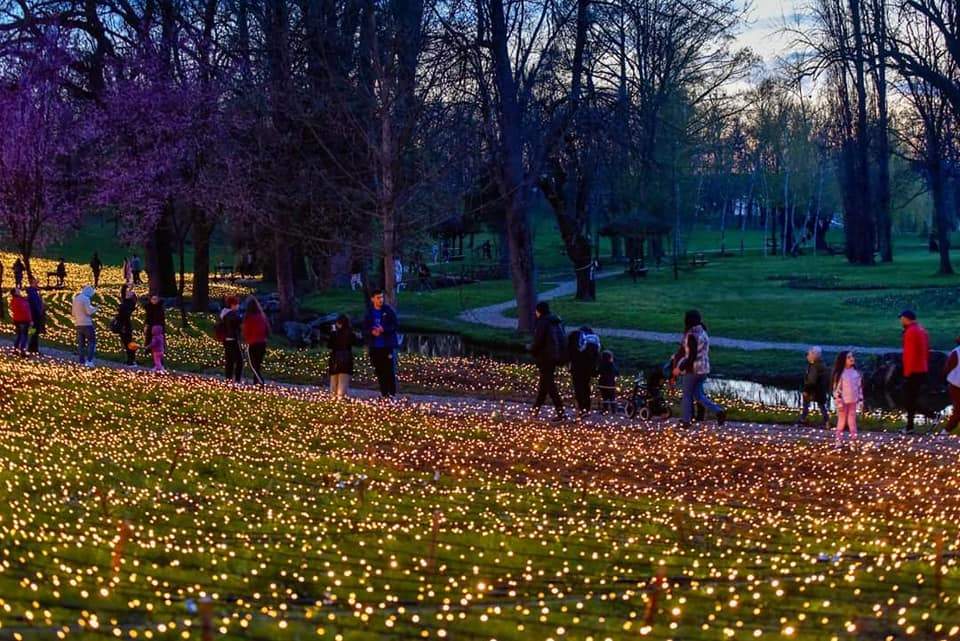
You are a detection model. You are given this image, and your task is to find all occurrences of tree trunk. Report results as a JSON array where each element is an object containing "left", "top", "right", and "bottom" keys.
[
  {"left": 490, "top": 0, "right": 535, "bottom": 332},
  {"left": 177, "top": 240, "right": 188, "bottom": 328},
  {"left": 872, "top": 0, "right": 892, "bottom": 262},
  {"left": 191, "top": 216, "right": 213, "bottom": 312},
  {"left": 146, "top": 208, "right": 177, "bottom": 297},
  {"left": 274, "top": 234, "right": 297, "bottom": 321},
  {"left": 931, "top": 160, "right": 953, "bottom": 275},
  {"left": 849, "top": 0, "right": 875, "bottom": 265}
]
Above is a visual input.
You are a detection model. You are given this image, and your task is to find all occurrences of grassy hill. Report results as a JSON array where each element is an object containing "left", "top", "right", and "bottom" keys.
[{"left": 0, "top": 349, "right": 958, "bottom": 639}]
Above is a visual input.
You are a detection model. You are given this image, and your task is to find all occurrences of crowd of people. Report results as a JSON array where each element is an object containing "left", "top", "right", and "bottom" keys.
[
  {"left": 4, "top": 254, "right": 960, "bottom": 438},
  {"left": 526, "top": 301, "right": 727, "bottom": 425}
]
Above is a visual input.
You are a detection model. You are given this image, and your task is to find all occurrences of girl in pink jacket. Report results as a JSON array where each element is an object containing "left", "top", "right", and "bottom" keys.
[{"left": 831, "top": 350, "right": 863, "bottom": 441}]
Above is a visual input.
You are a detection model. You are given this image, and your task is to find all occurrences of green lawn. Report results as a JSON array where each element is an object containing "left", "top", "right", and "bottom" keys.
[
  {"left": 1, "top": 350, "right": 958, "bottom": 640},
  {"left": 14, "top": 218, "right": 960, "bottom": 385}
]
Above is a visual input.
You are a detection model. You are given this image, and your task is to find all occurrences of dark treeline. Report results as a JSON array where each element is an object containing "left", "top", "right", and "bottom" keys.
[{"left": 0, "top": 0, "right": 959, "bottom": 333}]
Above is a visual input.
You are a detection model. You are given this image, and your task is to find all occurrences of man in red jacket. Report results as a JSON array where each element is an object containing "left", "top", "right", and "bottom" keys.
[{"left": 900, "top": 309, "right": 929, "bottom": 433}]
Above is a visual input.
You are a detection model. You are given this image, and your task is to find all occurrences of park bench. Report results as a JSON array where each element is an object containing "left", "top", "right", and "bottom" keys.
[
  {"left": 689, "top": 252, "right": 708, "bottom": 268},
  {"left": 45, "top": 271, "right": 65, "bottom": 289}
]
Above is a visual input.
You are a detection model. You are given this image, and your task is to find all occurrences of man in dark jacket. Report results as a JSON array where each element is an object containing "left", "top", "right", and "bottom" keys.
[
  {"left": 529, "top": 301, "right": 566, "bottom": 421},
  {"left": 13, "top": 257, "right": 25, "bottom": 289},
  {"left": 90, "top": 252, "right": 103, "bottom": 287},
  {"left": 363, "top": 289, "right": 399, "bottom": 397},
  {"left": 220, "top": 296, "right": 243, "bottom": 382},
  {"left": 799, "top": 345, "right": 829, "bottom": 427},
  {"left": 25, "top": 277, "right": 45, "bottom": 354},
  {"left": 567, "top": 326, "right": 600, "bottom": 417}
]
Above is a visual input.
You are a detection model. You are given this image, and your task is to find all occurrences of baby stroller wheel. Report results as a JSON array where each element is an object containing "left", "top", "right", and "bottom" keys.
[
  {"left": 659, "top": 407, "right": 673, "bottom": 420},
  {"left": 625, "top": 400, "right": 639, "bottom": 418},
  {"left": 638, "top": 406, "right": 652, "bottom": 420}
]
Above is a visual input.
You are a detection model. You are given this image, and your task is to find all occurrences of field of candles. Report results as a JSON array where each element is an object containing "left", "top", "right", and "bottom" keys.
[{"left": 0, "top": 349, "right": 959, "bottom": 640}]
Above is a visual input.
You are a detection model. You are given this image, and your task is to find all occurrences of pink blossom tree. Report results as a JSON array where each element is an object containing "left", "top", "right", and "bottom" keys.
[{"left": 0, "top": 55, "right": 83, "bottom": 275}]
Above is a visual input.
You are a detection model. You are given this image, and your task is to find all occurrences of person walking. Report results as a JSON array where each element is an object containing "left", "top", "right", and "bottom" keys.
[
  {"left": 941, "top": 338, "right": 960, "bottom": 434},
  {"left": 55, "top": 258, "right": 67, "bottom": 288},
  {"left": 529, "top": 301, "right": 567, "bottom": 422},
  {"left": 673, "top": 310, "right": 726, "bottom": 427},
  {"left": 71, "top": 285, "right": 98, "bottom": 366},
  {"left": 25, "top": 277, "right": 45, "bottom": 354},
  {"left": 899, "top": 309, "right": 929, "bottom": 433},
  {"left": 131, "top": 255, "right": 142, "bottom": 285},
  {"left": 143, "top": 294, "right": 165, "bottom": 346},
  {"left": 567, "top": 325, "right": 600, "bottom": 418},
  {"left": 116, "top": 285, "right": 138, "bottom": 365},
  {"left": 328, "top": 314, "right": 361, "bottom": 398},
  {"left": 90, "top": 252, "right": 103, "bottom": 287},
  {"left": 12, "top": 257, "right": 25, "bottom": 289},
  {"left": 832, "top": 350, "right": 863, "bottom": 442},
  {"left": 799, "top": 346, "right": 830, "bottom": 428},
  {"left": 218, "top": 296, "right": 243, "bottom": 382},
  {"left": 9, "top": 288, "right": 32, "bottom": 355},
  {"left": 242, "top": 296, "right": 270, "bottom": 384},
  {"left": 122, "top": 257, "right": 133, "bottom": 286},
  {"left": 363, "top": 289, "right": 400, "bottom": 397},
  {"left": 147, "top": 325, "right": 166, "bottom": 372}
]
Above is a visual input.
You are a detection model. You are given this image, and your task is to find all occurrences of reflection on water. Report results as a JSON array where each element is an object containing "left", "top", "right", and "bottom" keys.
[
  {"left": 705, "top": 379, "right": 803, "bottom": 409},
  {"left": 400, "top": 332, "right": 950, "bottom": 417}
]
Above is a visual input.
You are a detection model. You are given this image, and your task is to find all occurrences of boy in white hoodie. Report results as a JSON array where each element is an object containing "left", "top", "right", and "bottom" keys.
[{"left": 72, "top": 285, "right": 98, "bottom": 366}]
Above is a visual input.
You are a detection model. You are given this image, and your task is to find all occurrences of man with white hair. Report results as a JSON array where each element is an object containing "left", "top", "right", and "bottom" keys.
[
  {"left": 72, "top": 285, "right": 98, "bottom": 366},
  {"left": 799, "top": 345, "right": 829, "bottom": 427}
]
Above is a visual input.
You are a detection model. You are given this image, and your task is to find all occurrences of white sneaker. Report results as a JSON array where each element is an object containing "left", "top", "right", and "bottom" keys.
[{"left": 85, "top": 360, "right": 94, "bottom": 367}]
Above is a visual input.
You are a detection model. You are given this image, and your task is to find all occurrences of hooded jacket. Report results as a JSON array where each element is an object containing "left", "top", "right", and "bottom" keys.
[
  {"left": 531, "top": 313, "right": 565, "bottom": 367},
  {"left": 71, "top": 287, "right": 97, "bottom": 327}
]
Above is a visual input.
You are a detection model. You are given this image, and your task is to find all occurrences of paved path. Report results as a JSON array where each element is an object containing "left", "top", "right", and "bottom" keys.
[
  {"left": 457, "top": 271, "right": 900, "bottom": 355},
  {"left": 1, "top": 338, "right": 955, "bottom": 454}
]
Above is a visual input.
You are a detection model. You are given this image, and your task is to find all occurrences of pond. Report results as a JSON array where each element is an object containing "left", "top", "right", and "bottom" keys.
[{"left": 398, "top": 331, "right": 950, "bottom": 417}]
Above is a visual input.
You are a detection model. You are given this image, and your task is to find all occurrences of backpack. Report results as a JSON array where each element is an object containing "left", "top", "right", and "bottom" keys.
[{"left": 213, "top": 316, "right": 227, "bottom": 343}]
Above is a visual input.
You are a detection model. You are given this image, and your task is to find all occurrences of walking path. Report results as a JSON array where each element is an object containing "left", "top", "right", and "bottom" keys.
[
  {"left": 457, "top": 271, "right": 900, "bottom": 355},
  {"left": 0, "top": 338, "right": 955, "bottom": 454}
]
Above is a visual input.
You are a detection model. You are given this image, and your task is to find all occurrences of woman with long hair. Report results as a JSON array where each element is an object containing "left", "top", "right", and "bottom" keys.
[
  {"left": 672, "top": 309, "right": 726, "bottom": 427},
  {"left": 328, "top": 314, "right": 360, "bottom": 398},
  {"left": 242, "top": 296, "right": 270, "bottom": 384}
]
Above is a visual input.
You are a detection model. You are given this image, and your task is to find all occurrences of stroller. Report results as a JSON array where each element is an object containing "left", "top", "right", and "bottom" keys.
[{"left": 625, "top": 364, "right": 673, "bottom": 420}]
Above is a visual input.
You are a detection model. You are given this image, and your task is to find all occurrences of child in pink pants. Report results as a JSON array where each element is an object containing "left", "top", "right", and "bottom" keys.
[
  {"left": 832, "top": 350, "right": 863, "bottom": 441},
  {"left": 147, "top": 325, "right": 166, "bottom": 372}
]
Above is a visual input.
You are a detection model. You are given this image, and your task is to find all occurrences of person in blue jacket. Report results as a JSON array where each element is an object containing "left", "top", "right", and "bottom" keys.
[{"left": 363, "top": 289, "right": 399, "bottom": 397}]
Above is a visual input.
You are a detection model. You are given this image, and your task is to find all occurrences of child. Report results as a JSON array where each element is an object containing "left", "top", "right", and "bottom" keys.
[
  {"left": 832, "top": 350, "right": 863, "bottom": 441},
  {"left": 9, "top": 288, "right": 32, "bottom": 356},
  {"left": 800, "top": 346, "right": 829, "bottom": 427},
  {"left": 597, "top": 350, "right": 619, "bottom": 413},
  {"left": 147, "top": 325, "right": 166, "bottom": 372}
]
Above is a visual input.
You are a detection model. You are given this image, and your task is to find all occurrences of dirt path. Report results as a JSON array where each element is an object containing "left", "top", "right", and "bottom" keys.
[{"left": 457, "top": 271, "right": 900, "bottom": 354}]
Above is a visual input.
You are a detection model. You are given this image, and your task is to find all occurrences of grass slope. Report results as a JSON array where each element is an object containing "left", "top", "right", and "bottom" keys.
[{"left": 0, "top": 351, "right": 958, "bottom": 640}]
